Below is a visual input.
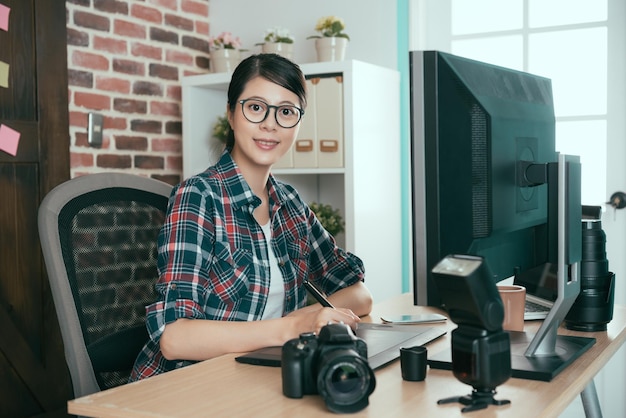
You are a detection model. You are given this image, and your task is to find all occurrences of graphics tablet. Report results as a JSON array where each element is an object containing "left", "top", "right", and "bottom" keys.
[{"left": 235, "top": 323, "right": 446, "bottom": 370}]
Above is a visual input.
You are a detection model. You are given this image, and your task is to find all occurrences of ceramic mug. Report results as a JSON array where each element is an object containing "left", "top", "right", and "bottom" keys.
[{"left": 497, "top": 285, "right": 526, "bottom": 331}]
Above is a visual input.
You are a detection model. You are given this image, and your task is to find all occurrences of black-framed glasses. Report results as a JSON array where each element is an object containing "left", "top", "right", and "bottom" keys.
[{"left": 238, "top": 98, "right": 304, "bottom": 129}]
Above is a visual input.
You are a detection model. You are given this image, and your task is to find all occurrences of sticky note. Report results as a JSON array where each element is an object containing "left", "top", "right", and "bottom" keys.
[
  {"left": 0, "top": 4, "right": 9, "bottom": 32},
  {"left": 0, "top": 60, "right": 8, "bottom": 88},
  {"left": 0, "top": 124, "right": 20, "bottom": 156}
]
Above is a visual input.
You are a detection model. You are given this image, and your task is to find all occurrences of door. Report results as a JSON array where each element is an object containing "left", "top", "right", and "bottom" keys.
[{"left": 0, "top": 0, "right": 72, "bottom": 416}]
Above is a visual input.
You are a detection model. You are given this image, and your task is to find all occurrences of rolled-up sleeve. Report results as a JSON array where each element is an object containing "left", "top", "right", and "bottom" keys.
[
  {"left": 145, "top": 180, "right": 214, "bottom": 343},
  {"left": 306, "top": 203, "right": 366, "bottom": 295}
]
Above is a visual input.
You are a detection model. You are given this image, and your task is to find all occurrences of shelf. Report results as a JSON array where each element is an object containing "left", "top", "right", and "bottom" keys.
[
  {"left": 181, "top": 60, "right": 403, "bottom": 303},
  {"left": 273, "top": 168, "right": 345, "bottom": 175}
]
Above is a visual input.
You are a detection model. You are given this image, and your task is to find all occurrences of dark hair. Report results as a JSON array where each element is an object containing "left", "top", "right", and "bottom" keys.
[{"left": 225, "top": 53, "right": 307, "bottom": 149}]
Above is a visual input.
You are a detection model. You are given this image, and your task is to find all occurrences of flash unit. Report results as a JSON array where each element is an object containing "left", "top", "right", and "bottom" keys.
[{"left": 431, "top": 254, "right": 511, "bottom": 413}]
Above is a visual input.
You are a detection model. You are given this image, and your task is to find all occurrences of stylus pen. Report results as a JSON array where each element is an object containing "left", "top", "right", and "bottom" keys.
[{"left": 303, "top": 280, "right": 336, "bottom": 309}]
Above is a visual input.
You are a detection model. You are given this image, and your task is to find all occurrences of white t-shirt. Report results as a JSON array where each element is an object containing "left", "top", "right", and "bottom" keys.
[{"left": 260, "top": 222, "right": 285, "bottom": 319}]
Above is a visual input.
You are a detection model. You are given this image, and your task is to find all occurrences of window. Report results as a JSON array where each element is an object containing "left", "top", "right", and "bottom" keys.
[{"left": 413, "top": 0, "right": 609, "bottom": 205}]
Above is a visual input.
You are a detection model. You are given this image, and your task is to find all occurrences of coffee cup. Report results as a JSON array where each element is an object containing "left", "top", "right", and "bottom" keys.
[{"left": 497, "top": 285, "right": 526, "bottom": 331}]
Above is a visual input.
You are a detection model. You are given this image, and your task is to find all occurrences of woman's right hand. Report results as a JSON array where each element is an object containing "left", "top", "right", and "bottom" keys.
[{"left": 286, "top": 305, "right": 361, "bottom": 336}]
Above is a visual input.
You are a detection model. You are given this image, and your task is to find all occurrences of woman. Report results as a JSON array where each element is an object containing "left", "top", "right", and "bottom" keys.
[{"left": 130, "top": 54, "right": 373, "bottom": 381}]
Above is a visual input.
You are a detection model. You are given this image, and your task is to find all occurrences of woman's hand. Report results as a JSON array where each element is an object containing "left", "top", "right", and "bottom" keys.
[{"left": 286, "top": 305, "right": 361, "bottom": 336}]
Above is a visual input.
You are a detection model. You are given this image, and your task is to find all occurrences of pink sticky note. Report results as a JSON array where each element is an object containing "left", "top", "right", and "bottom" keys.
[
  {"left": 0, "top": 124, "right": 20, "bottom": 156},
  {"left": 0, "top": 4, "right": 10, "bottom": 32}
]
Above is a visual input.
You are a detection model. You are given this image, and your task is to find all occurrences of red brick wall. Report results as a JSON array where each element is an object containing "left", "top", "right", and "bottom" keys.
[{"left": 66, "top": 0, "right": 211, "bottom": 185}]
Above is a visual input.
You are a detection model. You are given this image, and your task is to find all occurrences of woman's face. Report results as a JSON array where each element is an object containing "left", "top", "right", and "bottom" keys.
[{"left": 228, "top": 76, "right": 302, "bottom": 170}]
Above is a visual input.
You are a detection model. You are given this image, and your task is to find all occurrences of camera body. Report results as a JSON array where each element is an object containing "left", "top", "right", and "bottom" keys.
[{"left": 282, "top": 323, "right": 376, "bottom": 413}]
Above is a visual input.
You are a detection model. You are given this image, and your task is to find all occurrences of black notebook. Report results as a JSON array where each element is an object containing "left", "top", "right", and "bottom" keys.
[{"left": 235, "top": 323, "right": 446, "bottom": 370}]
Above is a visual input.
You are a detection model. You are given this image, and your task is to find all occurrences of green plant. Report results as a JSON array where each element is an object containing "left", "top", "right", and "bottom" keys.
[
  {"left": 309, "top": 202, "right": 345, "bottom": 236},
  {"left": 212, "top": 113, "right": 231, "bottom": 144},
  {"left": 307, "top": 16, "right": 350, "bottom": 40},
  {"left": 257, "top": 26, "right": 294, "bottom": 45}
]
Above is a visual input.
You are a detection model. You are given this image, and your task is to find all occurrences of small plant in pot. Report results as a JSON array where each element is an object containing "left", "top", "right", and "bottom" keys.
[
  {"left": 307, "top": 16, "right": 350, "bottom": 62},
  {"left": 210, "top": 113, "right": 231, "bottom": 154},
  {"left": 257, "top": 26, "right": 295, "bottom": 59}
]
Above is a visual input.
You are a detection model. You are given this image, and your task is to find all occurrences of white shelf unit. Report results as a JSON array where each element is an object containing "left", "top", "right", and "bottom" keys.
[{"left": 181, "top": 60, "right": 402, "bottom": 303}]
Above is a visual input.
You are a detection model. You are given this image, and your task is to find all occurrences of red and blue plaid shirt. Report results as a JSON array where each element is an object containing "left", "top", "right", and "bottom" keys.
[{"left": 130, "top": 151, "right": 365, "bottom": 380}]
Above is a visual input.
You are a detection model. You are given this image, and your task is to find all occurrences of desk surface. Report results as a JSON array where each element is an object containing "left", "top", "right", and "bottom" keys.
[{"left": 68, "top": 293, "right": 626, "bottom": 418}]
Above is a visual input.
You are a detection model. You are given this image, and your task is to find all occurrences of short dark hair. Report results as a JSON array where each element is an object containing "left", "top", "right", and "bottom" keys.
[{"left": 225, "top": 53, "right": 307, "bottom": 149}]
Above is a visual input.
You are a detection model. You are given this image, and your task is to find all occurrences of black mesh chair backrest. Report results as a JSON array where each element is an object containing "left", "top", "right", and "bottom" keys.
[
  {"left": 60, "top": 188, "right": 166, "bottom": 389},
  {"left": 39, "top": 173, "right": 172, "bottom": 397}
]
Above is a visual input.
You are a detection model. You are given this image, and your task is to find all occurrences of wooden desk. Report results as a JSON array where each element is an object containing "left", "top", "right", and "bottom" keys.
[{"left": 68, "top": 293, "right": 626, "bottom": 417}]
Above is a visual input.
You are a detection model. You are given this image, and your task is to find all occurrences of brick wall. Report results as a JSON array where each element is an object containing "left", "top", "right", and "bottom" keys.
[
  {"left": 66, "top": 0, "right": 211, "bottom": 185},
  {"left": 71, "top": 198, "right": 165, "bottom": 388}
]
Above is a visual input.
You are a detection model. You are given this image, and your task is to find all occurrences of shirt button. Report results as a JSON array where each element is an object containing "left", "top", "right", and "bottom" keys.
[
  {"left": 171, "top": 283, "right": 177, "bottom": 290},
  {"left": 278, "top": 261, "right": 285, "bottom": 267}
]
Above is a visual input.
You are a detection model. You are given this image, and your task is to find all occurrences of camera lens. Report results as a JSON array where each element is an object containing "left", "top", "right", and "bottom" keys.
[
  {"left": 564, "top": 220, "right": 615, "bottom": 332},
  {"left": 316, "top": 349, "right": 375, "bottom": 413},
  {"left": 327, "top": 362, "right": 367, "bottom": 396},
  {"left": 581, "top": 221, "right": 609, "bottom": 277}
]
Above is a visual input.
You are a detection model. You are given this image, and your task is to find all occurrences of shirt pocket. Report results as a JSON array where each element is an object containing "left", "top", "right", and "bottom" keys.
[{"left": 209, "top": 240, "right": 254, "bottom": 304}]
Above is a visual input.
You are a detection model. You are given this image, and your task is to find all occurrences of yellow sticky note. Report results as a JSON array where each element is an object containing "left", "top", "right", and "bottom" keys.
[{"left": 0, "top": 60, "right": 8, "bottom": 88}]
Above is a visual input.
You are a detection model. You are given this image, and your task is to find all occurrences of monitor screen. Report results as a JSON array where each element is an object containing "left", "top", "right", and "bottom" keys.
[{"left": 410, "top": 51, "right": 559, "bottom": 307}]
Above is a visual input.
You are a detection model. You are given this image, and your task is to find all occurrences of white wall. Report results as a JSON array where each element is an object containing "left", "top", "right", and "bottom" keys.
[{"left": 208, "top": 0, "right": 397, "bottom": 70}]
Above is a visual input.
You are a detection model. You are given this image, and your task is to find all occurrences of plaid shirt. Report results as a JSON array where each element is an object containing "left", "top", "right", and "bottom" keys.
[{"left": 130, "top": 151, "right": 365, "bottom": 381}]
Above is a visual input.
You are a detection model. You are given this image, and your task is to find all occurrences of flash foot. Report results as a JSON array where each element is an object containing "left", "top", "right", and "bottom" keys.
[{"left": 438, "top": 389, "right": 510, "bottom": 413}]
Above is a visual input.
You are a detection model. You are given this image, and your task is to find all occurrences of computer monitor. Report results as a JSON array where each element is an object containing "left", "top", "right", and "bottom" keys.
[
  {"left": 411, "top": 50, "right": 557, "bottom": 308},
  {"left": 410, "top": 50, "right": 593, "bottom": 381}
]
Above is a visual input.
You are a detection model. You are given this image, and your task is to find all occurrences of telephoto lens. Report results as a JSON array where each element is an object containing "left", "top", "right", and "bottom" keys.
[{"left": 564, "top": 220, "right": 615, "bottom": 331}]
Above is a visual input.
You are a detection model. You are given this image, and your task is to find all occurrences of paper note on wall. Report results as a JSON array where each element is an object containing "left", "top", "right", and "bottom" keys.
[
  {"left": 0, "top": 124, "right": 21, "bottom": 156},
  {"left": 0, "top": 3, "right": 9, "bottom": 32},
  {"left": 0, "top": 60, "right": 8, "bottom": 88}
]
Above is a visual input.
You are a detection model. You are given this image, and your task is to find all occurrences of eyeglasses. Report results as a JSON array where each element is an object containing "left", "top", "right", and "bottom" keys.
[{"left": 238, "top": 98, "right": 304, "bottom": 129}]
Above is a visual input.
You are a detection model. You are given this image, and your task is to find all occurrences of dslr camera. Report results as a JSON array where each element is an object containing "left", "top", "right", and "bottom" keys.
[{"left": 281, "top": 323, "right": 376, "bottom": 413}]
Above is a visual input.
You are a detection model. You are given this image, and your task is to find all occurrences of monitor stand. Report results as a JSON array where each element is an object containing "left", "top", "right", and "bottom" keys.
[
  {"left": 507, "top": 331, "right": 595, "bottom": 381},
  {"left": 517, "top": 154, "right": 595, "bottom": 378},
  {"left": 429, "top": 154, "right": 596, "bottom": 381},
  {"left": 428, "top": 331, "right": 595, "bottom": 382}
]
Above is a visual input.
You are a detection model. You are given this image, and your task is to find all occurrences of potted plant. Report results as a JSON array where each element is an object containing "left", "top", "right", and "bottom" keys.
[
  {"left": 309, "top": 202, "right": 345, "bottom": 237},
  {"left": 257, "top": 26, "right": 295, "bottom": 60},
  {"left": 212, "top": 113, "right": 231, "bottom": 143},
  {"left": 208, "top": 32, "right": 244, "bottom": 73},
  {"left": 307, "top": 16, "right": 350, "bottom": 62},
  {"left": 210, "top": 112, "right": 231, "bottom": 155}
]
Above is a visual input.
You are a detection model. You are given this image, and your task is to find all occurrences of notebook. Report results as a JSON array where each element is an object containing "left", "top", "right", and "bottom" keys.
[
  {"left": 512, "top": 264, "right": 558, "bottom": 321},
  {"left": 235, "top": 323, "right": 446, "bottom": 370}
]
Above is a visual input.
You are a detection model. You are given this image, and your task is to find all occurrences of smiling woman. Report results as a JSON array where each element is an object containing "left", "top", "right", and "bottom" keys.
[
  {"left": 129, "top": 54, "right": 373, "bottom": 382},
  {"left": 228, "top": 76, "right": 303, "bottom": 171}
]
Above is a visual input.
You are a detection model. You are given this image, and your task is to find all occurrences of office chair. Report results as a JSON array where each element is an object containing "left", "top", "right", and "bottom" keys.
[{"left": 38, "top": 173, "right": 172, "bottom": 398}]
